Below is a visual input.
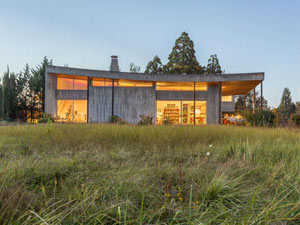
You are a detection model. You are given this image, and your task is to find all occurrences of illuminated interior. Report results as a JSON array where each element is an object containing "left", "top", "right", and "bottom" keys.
[
  {"left": 222, "top": 96, "right": 233, "bottom": 102},
  {"left": 156, "top": 101, "right": 206, "bottom": 125},
  {"left": 57, "top": 77, "right": 87, "bottom": 90},
  {"left": 156, "top": 82, "right": 207, "bottom": 91},
  {"left": 92, "top": 78, "right": 153, "bottom": 87},
  {"left": 57, "top": 100, "right": 87, "bottom": 122}
]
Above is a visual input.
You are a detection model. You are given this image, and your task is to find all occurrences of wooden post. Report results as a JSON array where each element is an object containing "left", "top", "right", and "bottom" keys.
[
  {"left": 87, "top": 77, "right": 89, "bottom": 123},
  {"left": 260, "top": 81, "right": 263, "bottom": 110},
  {"left": 193, "top": 82, "right": 196, "bottom": 125},
  {"left": 253, "top": 88, "right": 256, "bottom": 113},
  {"left": 219, "top": 82, "right": 222, "bottom": 124}
]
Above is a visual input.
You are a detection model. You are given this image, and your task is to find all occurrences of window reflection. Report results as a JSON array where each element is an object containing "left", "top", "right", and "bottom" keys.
[
  {"left": 57, "top": 77, "right": 87, "bottom": 90},
  {"left": 57, "top": 100, "right": 87, "bottom": 123}
]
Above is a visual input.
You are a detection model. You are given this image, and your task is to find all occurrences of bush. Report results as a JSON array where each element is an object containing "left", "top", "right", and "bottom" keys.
[
  {"left": 242, "top": 110, "right": 275, "bottom": 127},
  {"left": 292, "top": 114, "right": 300, "bottom": 126},
  {"left": 38, "top": 113, "right": 54, "bottom": 123},
  {"left": 138, "top": 115, "right": 153, "bottom": 125},
  {"left": 109, "top": 115, "right": 126, "bottom": 124}
]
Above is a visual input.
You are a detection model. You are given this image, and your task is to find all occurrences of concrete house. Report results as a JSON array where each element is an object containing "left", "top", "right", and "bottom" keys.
[{"left": 45, "top": 56, "right": 264, "bottom": 125}]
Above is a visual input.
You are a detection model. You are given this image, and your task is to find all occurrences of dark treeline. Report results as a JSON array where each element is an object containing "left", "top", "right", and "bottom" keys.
[{"left": 0, "top": 57, "right": 52, "bottom": 122}]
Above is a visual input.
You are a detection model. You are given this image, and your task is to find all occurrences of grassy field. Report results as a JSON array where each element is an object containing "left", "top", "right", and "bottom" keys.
[{"left": 0, "top": 124, "right": 300, "bottom": 225}]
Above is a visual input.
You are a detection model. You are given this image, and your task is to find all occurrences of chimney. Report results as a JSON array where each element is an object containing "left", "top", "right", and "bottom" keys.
[{"left": 110, "top": 55, "right": 119, "bottom": 72}]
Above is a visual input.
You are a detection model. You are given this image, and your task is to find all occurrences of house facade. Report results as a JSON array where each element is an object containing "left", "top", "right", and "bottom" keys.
[{"left": 45, "top": 56, "right": 264, "bottom": 125}]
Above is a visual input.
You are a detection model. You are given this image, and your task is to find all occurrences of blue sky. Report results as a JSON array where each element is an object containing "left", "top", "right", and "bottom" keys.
[{"left": 0, "top": 0, "right": 299, "bottom": 107}]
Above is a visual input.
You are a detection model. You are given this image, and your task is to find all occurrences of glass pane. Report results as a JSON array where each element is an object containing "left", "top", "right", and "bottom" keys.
[
  {"left": 57, "top": 78, "right": 73, "bottom": 90},
  {"left": 74, "top": 79, "right": 87, "bottom": 90},
  {"left": 156, "top": 82, "right": 182, "bottom": 91},
  {"left": 196, "top": 83, "right": 207, "bottom": 91},
  {"left": 195, "top": 101, "right": 206, "bottom": 125},
  {"left": 181, "top": 83, "right": 194, "bottom": 91},
  {"left": 57, "top": 100, "right": 73, "bottom": 121},
  {"left": 222, "top": 96, "right": 233, "bottom": 102},
  {"left": 156, "top": 101, "right": 181, "bottom": 124},
  {"left": 73, "top": 100, "right": 87, "bottom": 123},
  {"left": 93, "top": 79, "right": 112, "bottom": 87}
]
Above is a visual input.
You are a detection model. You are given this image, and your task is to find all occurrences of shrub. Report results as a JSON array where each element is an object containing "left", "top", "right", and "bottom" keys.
[
  {"left": 109, "top": 115, "right": 126, "bottom": 124},
  {"left": 38, "top": 113, "right": 54, "bottom": 123},
  {"left": 242, "top": 110, "right": 275, "bottom": 127},
  {"left": 292, "top": 114, "right": 300, "bottom": 126},
  {"left": 138, "top": 115, "right": 153, "bottom": 125}
]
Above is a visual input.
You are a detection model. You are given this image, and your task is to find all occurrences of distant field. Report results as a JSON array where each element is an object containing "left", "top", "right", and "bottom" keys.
[{"left": 0, "top": 124, "right": 300, "bottom": 224}]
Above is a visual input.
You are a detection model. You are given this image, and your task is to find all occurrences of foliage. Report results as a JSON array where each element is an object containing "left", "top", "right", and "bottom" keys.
[
  {"left": 235, "top": 90, "right": 268, "bottom": 111},
  {"left": 292, "top": 114, "right": 300, "bottom": 126},
  {"left": 109, "top": 115, "right": 127, "bottom": 124},
  {"left": 144, "top": 55, "right": 163, "bottom": 74},
  {"left": 0, "top": 79, "right": 3, "bottom": 120},
  {"left": 0, "top": 125, "right": 300, "bottom": 224},
  {"left": 30, "top": 56, "right": 52, "bottom": 114},
  {"left": 205, "top": 54, "right": 222, "bottom": 75},
  {"left": 277, "top": 88, "right": 296, "bottom": 116},
  {"left": 242, "top": 109, "right": 275, "bottom": 126},
  {"left": 2, "top": 68, "right": 17, "bottom": 121},
  {"left": 138, "top": 115, "right": 153, "bottom": 125},
  {"left": 165, "top": 32, "right": 204, "bottom": 74},
  {"left": 295, "top": 101, "right": 300, "bottom": 112},
  {"left": 38, "top": 113, "right": 54, "bottom": 123},
  {"left": 129, "top": 63, "right": 141, "bottom": 73}
]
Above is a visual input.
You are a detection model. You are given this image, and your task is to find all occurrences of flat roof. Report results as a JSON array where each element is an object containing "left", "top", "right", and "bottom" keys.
[{"left": 46, "top": 65, "right": 264, "bottom": 95}]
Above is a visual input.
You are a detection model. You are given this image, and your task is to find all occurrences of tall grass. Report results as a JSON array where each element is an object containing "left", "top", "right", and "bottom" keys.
[{"left": 0, "top": 124, "right": 300, "bottom": 224}]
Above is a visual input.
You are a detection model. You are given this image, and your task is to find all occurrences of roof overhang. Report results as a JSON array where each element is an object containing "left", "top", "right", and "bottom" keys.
[{"left": 46, "top": 65, "right": 264, "bottom": 95}]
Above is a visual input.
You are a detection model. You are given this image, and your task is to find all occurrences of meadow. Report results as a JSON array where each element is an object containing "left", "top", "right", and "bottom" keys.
[{"left": 0, "top": 124, "right": 300, "bottom": 225}]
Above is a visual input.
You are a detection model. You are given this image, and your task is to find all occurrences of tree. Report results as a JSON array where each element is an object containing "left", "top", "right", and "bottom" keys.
[
  {"left": 30, "top": 56, "right": 52, "bottom": 113},
  {"left": 205, "top": 54, "right": 222, "bottom": 75},
  {"left": 165, "top": 32, "right": 204, "bottom": 74},
  {"left": 0, "top": 78, "right": 3, "bottom": 120},
  {"left": 277, "top": 88, "right": 296, "bottom": 116},
  {"left": 129, "top": 63, "right": 141, "bottom": 73},
  {"left": 16, "top": 64, "right": 32, "bottom": 121},
  {"left": 145, "top": 55, "right": 163, "bottom": 74},
  {"left": 235, "top": 90, "right": 268, "bottom": 111},
  {"left": 296, "top": 101, "right": 300, "bottom": 112},
  {"left": 2, "top": 68, "right": 17, "bottom": 120}
]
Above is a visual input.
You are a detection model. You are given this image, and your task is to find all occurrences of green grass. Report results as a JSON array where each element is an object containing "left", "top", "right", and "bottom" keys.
[{"left": 0, "top": 124, "right": 300, "bottom": 224}]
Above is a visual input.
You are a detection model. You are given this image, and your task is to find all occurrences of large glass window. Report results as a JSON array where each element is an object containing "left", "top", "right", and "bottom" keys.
[
  {"left": 57, "top": 77, "right": 87, "bottom": 90},
  {"left": 222, "top": 96, "right": 233, "bottom": 102},
  {"left": 92, "top": 79, "right": 153, "bottom": 87},
  {"left": 156, "top": 101, "right": 206, "bottom": 125},
  {"left": 92, "top": 78, "right": 113, "bottom": 87},
  {"left": 57, "top": 100, "right": 87, "bottom": 123},
  {"left": 156, "top": 82, "right": 207, "bottom": 91}
]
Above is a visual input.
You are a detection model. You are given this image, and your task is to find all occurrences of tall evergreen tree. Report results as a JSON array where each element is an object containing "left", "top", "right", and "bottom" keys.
[
  {"left": 145, "top": 55, "right": 163, "bottom": 74},
  {"left": 2, "top": 68, "right": 17, "bottom": 120},
  {"left": 0, "top": 78, "right": 3, "bottom": 120},
  {"left": 205, "top": 54, "right": 222, "bottom": 75},
  {"left": 30, "top": 56, "right": 52, "bottom": 113},
  {"left": 16, "top": 64, "right": 31, "bottom": 121},
  {"left": 277, "top": 88, "right": 296, "bottom": 116},
  {"left": 165, "top": 32, "right": 204, "bottom": 74}
]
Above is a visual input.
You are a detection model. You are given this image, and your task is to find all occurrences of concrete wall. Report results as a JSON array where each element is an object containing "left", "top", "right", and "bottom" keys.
[
  {"left": 206, "top": 85, "right": 221, "bottom": 124},
  {"left": 114, "top": 87, "right": 156, "bottom": 124},
  {"left": 56, "top": 90, "right": 87, "bottom": 100},
  {"left": 222, "top": 102, "right": 235, "bottom": 112},
  {"left": 45, "top": 73, "right": 57, "bottom": 116},
  {"left": 88, "top": 86, "right": 112, "bottom": 123}
]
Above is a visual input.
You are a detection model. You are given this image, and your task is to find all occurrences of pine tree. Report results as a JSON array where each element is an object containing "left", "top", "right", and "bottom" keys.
[
  {"left": 2, "top": 68, "right": 17, "bottom": 121},
  {"left": 30, "top": 56, "right": 52, "bottom": 113},
  {"left": 277, "top": 88, "right": 296, "bottom": 116},
  {"left": 165, "top": 32, "right": 204, "bottom": 74},
  {"left": 0, "top": 78, "right": 3, "bottom": 120},
  {"left": 16, "top": 64, "right": 32, "bottom": 121},
  {"left": 205, "top": 54, "right": 222, "bottom": 75},
  {"left": 145, "top": 55, "right": 163, "bottom": 74}
]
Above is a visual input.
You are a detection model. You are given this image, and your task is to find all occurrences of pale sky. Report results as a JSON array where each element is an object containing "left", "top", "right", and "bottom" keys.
[{"left": 0, "top": 0, "right": 299, "bottom": 107}]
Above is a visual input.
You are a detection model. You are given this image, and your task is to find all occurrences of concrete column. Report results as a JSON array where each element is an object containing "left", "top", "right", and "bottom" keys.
[
  {"left": 260, "top": 82, "right": 263, "bottom": 110},
  {"left": 45, "top": 72, "right": 57, "bottom": 116},
  {"left": 206, "top": 85, "right": 221, "bottom": 125}
]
